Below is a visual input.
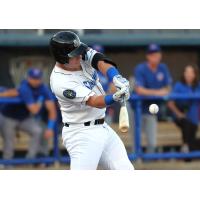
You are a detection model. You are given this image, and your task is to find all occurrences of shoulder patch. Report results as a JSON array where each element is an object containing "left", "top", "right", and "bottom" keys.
[{"left": 63, "top": 89, "right": 76, "bottom": 99}]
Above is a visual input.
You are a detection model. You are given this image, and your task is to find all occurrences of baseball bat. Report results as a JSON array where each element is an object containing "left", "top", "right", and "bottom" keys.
[{"left": 119, "top": 98, "right": 129, "bottom": 133}]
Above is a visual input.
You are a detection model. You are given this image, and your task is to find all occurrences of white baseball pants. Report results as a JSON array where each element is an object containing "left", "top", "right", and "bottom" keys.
[{"left": 62, "top": 122, "right": 134, "bottom": 170}]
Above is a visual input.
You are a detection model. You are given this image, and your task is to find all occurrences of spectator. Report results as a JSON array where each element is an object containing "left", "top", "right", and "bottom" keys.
[
  {"left": 0, "top": 68, "right": 57, "bottom": 159},
  {"left": 168, "top": 64, "right": 200, "bottom": 152},
  {"left": 134, "top": 44, "right": 172, "bottom": 153}
]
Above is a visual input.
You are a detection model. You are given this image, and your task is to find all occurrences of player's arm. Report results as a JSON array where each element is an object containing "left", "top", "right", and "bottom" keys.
[
  {"left": 0, "top": 88, "right": 44, "bottom": 114},
  {"left": 86, "top": 49, "right": 129, "bottom": 90},
  {"left": 28, "top": 104, "right": 43, "bottom": 114},
  {"left": 86, "top": 87, "right": 129, "bottom": 109},
  {"left": 167, "top": 82, "right": 185, "bottom": 119},
  {"left": 134, "top": 64, "right": 171, "bottom": 96},
  {"left": 44, "top": 100, "right": 57, "bottom": 139},
  {"left": 86, "top": 95, "right": 106, "bottom": 108},
  {"left": 135, "top": 86, "right": 171, "bottom": 96},
  {"left": 45, "top": 100, "right": 57, "bottom": 121},
  {"left": 26, "top": 97, "right": 44, "bottom": 115},
  {"left": 0, "top": 89, "right": 19, "bottom": 97},
  {"left": 97, "top": 61, "right": 129, "bottom": 90},
  {"left": 43, "top": 86, "right": 57, "bottom": 121},
  {"left": 168, "top": 100, "right": 185, "bottom": 119},
  {"left": 108, "top": 83, "right": 117, "bottom": 93},
  {"left": 17, "top": 82, "right": 44, "bottom": 115},
  {"left": 97, "top": 61, "right": 115, "bottom": 77},
  {"left": 62, "top": 77, "right": 128, "bottom": 109}
]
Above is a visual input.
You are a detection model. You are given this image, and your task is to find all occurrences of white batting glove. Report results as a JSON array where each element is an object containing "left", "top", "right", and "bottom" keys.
[
  {"left": 113, "top": 87, "right": 130, "bottom": 102},
  {"left": 113, "top": 75, "right": 130, "bottom": 90}
]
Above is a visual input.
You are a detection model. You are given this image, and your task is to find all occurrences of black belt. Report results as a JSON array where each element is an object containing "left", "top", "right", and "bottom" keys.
[{"left": 64, "top": 118, "right": 104, "bottom": 127}]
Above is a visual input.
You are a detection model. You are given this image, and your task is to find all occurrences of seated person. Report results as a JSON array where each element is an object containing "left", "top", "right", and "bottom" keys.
[
  {"left": 0, "top": 68, "right": 57, "bottom": 159},
  {"left": 168, "top": 64, "right": 200, "bottom": 152}
]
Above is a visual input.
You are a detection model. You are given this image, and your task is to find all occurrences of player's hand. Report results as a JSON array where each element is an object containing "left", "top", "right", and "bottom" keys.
[
  {"left": 113, "top": 87, "right": 130, "bottom": 102},
  {"left": 113, "top": 75, "right": 130, "bottom": 90},
  {"left": 44, "top": 129, "right": 54, "bottom": 140}
]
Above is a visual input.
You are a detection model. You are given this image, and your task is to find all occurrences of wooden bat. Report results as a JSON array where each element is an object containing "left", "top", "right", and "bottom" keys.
[{"left": 119, "top": 98, "right": 129, "bottom": 133}]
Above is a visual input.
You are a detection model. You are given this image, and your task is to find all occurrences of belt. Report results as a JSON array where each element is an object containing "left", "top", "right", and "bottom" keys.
[{"left": 64, "top": 118, "right": 105, "bottom": 127}]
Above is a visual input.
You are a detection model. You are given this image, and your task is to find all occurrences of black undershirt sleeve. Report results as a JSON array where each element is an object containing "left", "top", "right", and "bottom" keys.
[{"left": 91, "top": 53, "right": 118, "bottom": 70}]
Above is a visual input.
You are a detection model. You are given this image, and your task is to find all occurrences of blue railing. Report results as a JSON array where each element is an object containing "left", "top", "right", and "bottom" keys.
[
  {"left": 129, "top": 94, "right": 200, "bottom": 161},
  {"left": 1, "top": 94, "right": 200, "bottom": 166}
]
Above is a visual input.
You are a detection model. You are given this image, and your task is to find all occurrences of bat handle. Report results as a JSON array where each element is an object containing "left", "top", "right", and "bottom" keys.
[{"left": 121, "top": 95, "right": 126, "bottom": 106}]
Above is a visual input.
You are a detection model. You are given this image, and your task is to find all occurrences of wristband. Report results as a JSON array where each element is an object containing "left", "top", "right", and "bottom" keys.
[
  {"left": 104, "top": 95, "right": 115, "bottom": 105},
  {"left": 47, "top": 120, "right": 56, "bottom": 130},
  {"left": 106, "top": 67, "right": 120, "bottom": 82}
]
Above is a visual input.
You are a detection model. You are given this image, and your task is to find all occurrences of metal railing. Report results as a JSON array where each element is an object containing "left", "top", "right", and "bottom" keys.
[
  {"left": 1, "top": 94, "right": 200, "bottom": 166},
  {"left": 129, "top": 94, "right": 200, "bottom": 161}
]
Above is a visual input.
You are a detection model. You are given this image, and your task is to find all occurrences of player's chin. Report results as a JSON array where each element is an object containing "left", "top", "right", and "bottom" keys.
[
  {"left": 66, "top": 62, "right": 81, "bottom": 69},
  {"left": 70, "top": 60, "right": 81, "bottom": 67},
  {"left": 73, "top": 55, "right": 82, "bottom": 62}
]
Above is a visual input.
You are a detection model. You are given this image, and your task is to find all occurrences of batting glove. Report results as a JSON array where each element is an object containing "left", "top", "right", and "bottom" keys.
[
  {"left": 113, "top": 87, "right": 130, "bottom": 102},
  {"left": 113, "top": 75, "right": 130, "bottom": 91}
]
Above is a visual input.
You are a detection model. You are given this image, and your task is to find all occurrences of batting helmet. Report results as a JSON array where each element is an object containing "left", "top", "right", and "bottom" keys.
[{"left": 49, "top": 31, "right": 88, "bottom": 64}]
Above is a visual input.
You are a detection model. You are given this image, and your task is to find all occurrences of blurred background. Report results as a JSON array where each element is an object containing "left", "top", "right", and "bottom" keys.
[{"left": 1, "top": 29, "right": 200, "bottom": 169}]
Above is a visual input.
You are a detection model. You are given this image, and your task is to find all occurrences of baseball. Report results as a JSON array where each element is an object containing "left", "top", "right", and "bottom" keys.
[{"left": 149, "top": 104, "right": 159, "bottom": 114}]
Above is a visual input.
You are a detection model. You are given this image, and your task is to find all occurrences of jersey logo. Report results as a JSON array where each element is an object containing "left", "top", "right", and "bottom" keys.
[
  {"left": 83, "top": 81, "right": 95, "bottom": 90},
  {"left": 63, "top": 89, "right": 76, "bottom": 99},
  {"left": 92, "top": 71, "right": 98, "bottom": 81}
]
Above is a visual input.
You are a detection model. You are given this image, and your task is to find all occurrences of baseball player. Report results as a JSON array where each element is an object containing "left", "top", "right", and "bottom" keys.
[{"left": 49, "top": 31, "right": 134, "bottom": 170}]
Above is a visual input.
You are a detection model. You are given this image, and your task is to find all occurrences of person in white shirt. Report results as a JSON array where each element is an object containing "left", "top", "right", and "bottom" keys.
[{"left": 49, "top": 31, "right": 134, "bottom": 170}]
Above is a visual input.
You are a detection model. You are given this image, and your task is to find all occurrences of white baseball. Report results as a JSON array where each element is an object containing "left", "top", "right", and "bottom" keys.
[{"left": 149, "top": 104, "right": 159, "bottom": 114}]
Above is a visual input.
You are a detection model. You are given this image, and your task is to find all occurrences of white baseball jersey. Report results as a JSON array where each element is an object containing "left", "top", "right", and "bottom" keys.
[{"left": 50, "top": 48, "right": 106, "bottom": 123}]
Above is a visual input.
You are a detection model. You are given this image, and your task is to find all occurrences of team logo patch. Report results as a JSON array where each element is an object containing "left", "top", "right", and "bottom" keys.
[{"left": 63, "top": 89, "right": 76, "bottom": 99}]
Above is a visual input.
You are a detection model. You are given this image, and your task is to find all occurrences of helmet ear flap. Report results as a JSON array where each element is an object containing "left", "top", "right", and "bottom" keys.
[
  {"left": 49, "top": 43, "right": 68, "bottom": 64},
  {"left": 55, "top": 54, "right": 70, "bottom": 64}
]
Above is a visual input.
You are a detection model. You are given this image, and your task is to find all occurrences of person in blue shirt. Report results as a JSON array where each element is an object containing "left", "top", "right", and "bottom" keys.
[
  {"left": 168, "top": 64, "right": 200, "bottom": 152},
  {"left": 134, "top": 44, "right": 172, "bottom": 153},
  {"left": 0, "top": 68, "right": 57, "bottom": 159}
]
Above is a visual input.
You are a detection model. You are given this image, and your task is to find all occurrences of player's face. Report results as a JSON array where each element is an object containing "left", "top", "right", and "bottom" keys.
[
  {"left": 68, "top": 55, "right": 82, "bottom": 68},
  {"left": 146, "top": 52, "right": 162, "bottom": 65},
  {"left": 184, "top": 66, "right": 196, "bottom": 84},
  {"left": 28, "top": 77, "right": 42, "bottom": 88}
]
